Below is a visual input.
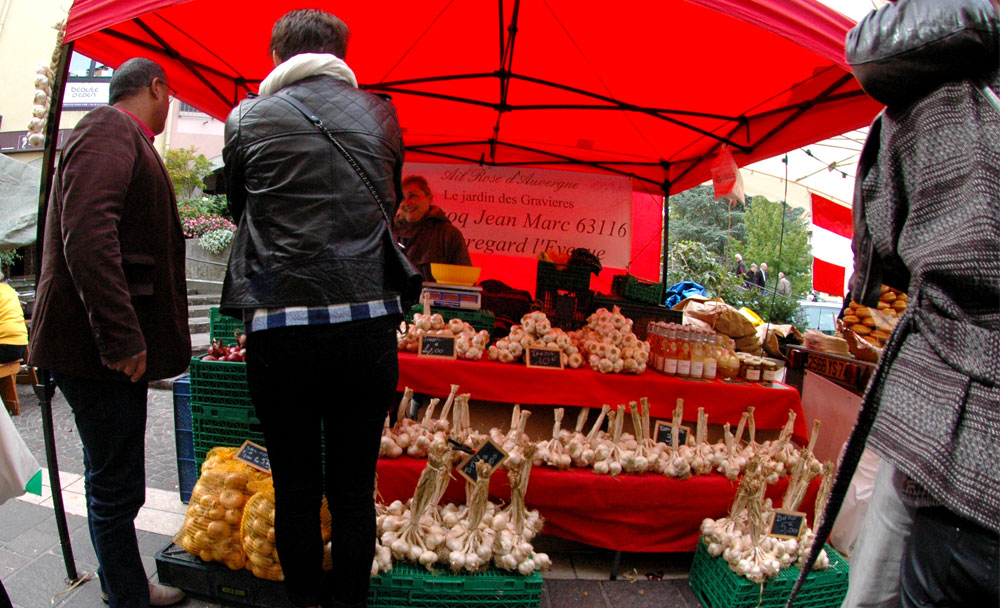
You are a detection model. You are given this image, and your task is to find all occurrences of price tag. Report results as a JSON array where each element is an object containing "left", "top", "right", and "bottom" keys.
[
  {"left": 525, "top": 346, "right": 564, "bottom": 369},
  {"left": 419, "top": 334, "right": 457, "bottom": 359},
  {"left": 768, "top": 509, "right": 807, "bottom": 539},
  {"left": 234, "top": 440, "right": 270, "bottom": 473},
  {"left": 457, "top": 438, "right": 508, "bottom": 483},
  {"left": 653, "top": 420, "right": 690, "bottom": 447}
]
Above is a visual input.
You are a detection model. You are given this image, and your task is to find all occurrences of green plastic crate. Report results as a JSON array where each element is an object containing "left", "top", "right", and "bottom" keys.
[
  {"left": 407, "top": 305, "right": 496, "bottom": 338},
  {"left": 191, "top": 403, "right": 264, "bottom": 465},
  {"left": 209, "top": 307, "right": 244, "bottom": 346},
  {"left": 535, "top": 260, "right": 591, "bottom": 297},
  {"left": 688, "top": 539, "right": 849, "bottom": 608},
  {"left": 611, "top": 274, "right": 663, "bottom": 305},
  {"left": 188, "top": 355, "right": 250, "bottom": 408},
  {"left": 368, "top": 562, "right": 542, "bottom": 608}
]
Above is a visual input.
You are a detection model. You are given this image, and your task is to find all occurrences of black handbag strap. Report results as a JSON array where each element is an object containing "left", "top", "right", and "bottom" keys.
[{"left": 277, "top": 91, "right": 396, "bottom": 229}]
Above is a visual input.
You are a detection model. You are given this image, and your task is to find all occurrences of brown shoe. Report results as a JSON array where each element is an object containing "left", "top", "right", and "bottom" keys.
[{"left": 148, "top": 583, "right": 185, "bottom": 606}]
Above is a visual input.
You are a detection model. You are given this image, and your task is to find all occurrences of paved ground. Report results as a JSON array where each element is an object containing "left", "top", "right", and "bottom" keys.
[{"left": 1, "top": 382, "right": 703, "bottom": 607}]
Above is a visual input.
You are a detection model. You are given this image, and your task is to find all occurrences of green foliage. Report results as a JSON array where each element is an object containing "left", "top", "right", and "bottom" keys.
[
  {"left": 178, "top": 195, "right": 231, "bottom": 221},
  {"left": 666, "top": 241, "right": 729, "bottom": 296},
  {"left": 668, "top": 185, "right": 745, "bottom": 257},
  {"left": 198, "top": 229, "right": 234, "bottom": 254},
  {"left": 718, "top": 282, "right": 807, "bottom": 325},
  {"left": 664, "top": 188, "right": 815, "bottom": 325},
  {"left": 739, "top": 195, "right": 812, "bottom": 296},
  {"left": 0, "top": 248, "right": 21, "bottom": 270},
  {"left": 165, "top": 146, "right": 214, "bottom": 199}
]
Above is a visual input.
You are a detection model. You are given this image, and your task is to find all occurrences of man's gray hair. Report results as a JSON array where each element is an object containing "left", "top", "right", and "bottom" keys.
[{"left": 109, "top": 58, "right": 166, "bottom": 105}]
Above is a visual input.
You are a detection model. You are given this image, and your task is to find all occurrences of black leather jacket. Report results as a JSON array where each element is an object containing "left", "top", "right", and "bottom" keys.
[{"left": 220, "top": 75, "right": 404, "bottom": 315}]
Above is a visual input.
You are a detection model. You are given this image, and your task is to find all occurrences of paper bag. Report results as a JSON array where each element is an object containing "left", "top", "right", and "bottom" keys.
[{"left": 0, "top": 406, "right": 41, "bottom": 505}]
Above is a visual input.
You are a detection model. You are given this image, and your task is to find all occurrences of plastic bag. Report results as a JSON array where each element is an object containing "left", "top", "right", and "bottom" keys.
[
  {"left": 240, "top": 477, "right": 334, "bottom": 580},
  {"left": 0, "top": 406, "right": 41, "bottom": 505},
  {"left": 174, "top": 448, "right": 264, "bottom": 570}
]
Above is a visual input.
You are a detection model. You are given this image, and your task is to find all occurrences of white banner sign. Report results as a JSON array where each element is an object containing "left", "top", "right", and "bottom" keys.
[
  {"left": 404, "top": 163, "right": 633, "bottom": 267},
  {"left": 63, "top": 81, "right": 110, "bottom": 109}
]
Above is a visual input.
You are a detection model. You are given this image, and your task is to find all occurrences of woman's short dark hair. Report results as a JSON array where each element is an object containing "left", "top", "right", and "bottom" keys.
[
  {"left": 270, "top": 9, "right": 350, "bottom": 61},
  {"left": 109, "top": 58, "right": 166, "bottom": 104},
  {"left": 402, "top": 175, "right": 432, "bottom": 196}
]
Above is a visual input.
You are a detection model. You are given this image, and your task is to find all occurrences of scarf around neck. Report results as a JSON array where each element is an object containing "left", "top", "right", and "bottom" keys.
[{"left": 258, "top": 53, "right": 358, "bottom": 96}]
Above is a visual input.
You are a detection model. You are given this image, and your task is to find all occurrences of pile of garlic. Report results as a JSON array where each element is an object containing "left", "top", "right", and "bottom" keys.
[
  {"left": 488, "top": 311, "right": 583, "bottom": 368},
  {"left": 381, "top": 442, "right": 456, "bottom": 568},
  {"left": 398, "top": 313, "right": 490, "bottom": 360},
  {"left": 381, "top": 386, "right": 461, "bottom": 458},
  {"left": 26, "top": 21, "right": 65, "bottom": 148},
  {"left": 700, "top": 448, "right": 835, "bottom": 583},
  {"left": 376, "top": 441, "right": 551, "bottom": 575},
  {"left": 569, "top": 307, "right": 650, "bottom": 373},
  {"left": 27, "top": 63, "right": 51, "bottom": 148}
]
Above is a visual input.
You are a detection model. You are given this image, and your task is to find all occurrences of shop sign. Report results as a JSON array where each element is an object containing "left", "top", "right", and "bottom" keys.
[
  {"left": 405, "top": 162, "right": 633, "bottom": 268},
  {"left": 63, "top": 79, "right": 110, "bottom": 110}
]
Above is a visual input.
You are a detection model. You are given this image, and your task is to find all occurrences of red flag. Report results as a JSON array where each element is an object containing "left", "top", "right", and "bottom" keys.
[
  {"left": 813, "top": 257, "right": 846, "bottom": 297},
  {"left": 811, "top": 193, "right": 853, "bottom": 239}
]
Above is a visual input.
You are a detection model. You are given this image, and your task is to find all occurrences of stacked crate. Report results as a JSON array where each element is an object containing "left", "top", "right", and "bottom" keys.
[{"left": 534, "top": 261, "right": 593, "bottom": 331}]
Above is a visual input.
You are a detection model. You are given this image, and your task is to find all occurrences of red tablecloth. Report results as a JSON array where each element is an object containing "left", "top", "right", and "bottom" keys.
[
  {"left": 376, "top": 457, "right": 819, "bottom": 553},
  {"left": 398, "top": 352, "right": 808, "bottom": 443}
]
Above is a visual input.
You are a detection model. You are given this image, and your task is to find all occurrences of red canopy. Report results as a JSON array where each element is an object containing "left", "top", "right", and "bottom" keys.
[{"left": 64, "top": 0, "right": 880, "bottom": 196}]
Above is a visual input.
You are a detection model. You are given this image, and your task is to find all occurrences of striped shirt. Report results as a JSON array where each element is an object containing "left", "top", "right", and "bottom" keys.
[{"left": 247, "top": 297, "right": 402, "bottom": 333}]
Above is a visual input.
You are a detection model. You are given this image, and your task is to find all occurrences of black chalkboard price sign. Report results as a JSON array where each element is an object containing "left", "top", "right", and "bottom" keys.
[
  {"left": 653, "top": 420, "right": 690, "bottom": 448},
  {"left": 457, "top": 438, "right": 509, "bottom": 483},
  {"left": 235, "top": 440, "right": 270, "bottom": 473},
  {"left": 525, "top": 346, "right": 564, "bottom": 369},
  {"left": 768, "top": 509, "right": 806, "bottom": 539},
  {"left": 419, "top": 334, "right": 457, "bottom": 359}
]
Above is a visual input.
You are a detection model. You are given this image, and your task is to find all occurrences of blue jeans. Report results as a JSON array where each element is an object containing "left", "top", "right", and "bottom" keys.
[
  {"left": 53, "top": 372, "right": 150, "bottom": 608},
  {"left": 246, "top": 316, "right": 400, "bottom": 608}
]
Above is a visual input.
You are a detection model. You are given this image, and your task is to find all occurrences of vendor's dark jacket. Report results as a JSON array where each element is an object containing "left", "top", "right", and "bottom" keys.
[
  {"left": 394, "top": 206, "right": 472, "bottom": 281},
  {"left": 221, "top": 75, "right": 405, "bottom": 313},
  {"left": 29, "top": 106, "right": 190, "bottom": 381}
]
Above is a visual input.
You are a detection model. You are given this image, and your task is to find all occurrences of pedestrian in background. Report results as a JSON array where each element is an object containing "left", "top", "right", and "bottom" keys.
[
  {"left": 776, "top": 272, "right": 791, "bottom": 297},
  {"left": 0, "top": 271, "right": 27, "bottom": 365},
  {"left": 221, "top": 9, "right": 406, "bottom": 608},
  {"left": 29, "top": 57, "right": 190, "bottom": 607}
]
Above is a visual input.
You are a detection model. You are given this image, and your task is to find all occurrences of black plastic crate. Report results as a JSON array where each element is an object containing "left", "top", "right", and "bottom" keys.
[
  {"left": 535, "top": 261, "right": 592, "bottom": 297},
  {"left": 539, "top": 289, "right": 593, "bottom": 331},
  {"left": 588, "top": 294, "right": 682, "bottom": 340},
  {"left": 157, "top": 542, "right": 295, "bottom": 607}
]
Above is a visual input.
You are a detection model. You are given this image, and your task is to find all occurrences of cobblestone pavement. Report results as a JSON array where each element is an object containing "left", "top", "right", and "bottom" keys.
[{"left": 9, "top": 382, "right": 182, "bottom": 494}]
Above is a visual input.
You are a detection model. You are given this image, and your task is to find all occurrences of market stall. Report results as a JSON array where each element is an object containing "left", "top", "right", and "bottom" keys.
[
  {"left": 398, "top": 352, "right": 809, "bottom": 443},
  {"left": 28, "top": 0, "right": 879, "bottom": 601}
]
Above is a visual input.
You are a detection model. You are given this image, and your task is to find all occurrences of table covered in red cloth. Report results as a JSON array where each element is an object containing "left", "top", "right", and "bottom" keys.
[
  {"left": 376, "top": 457, "right": 819, "bottom": 553},
  {"left": 397, "top": 352, "right": 809, "bottom": 443}
]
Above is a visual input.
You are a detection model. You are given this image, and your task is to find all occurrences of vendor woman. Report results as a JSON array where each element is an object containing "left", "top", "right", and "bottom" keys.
[{"left": 394, "top": 175, "right": 472, "bottom": 281}]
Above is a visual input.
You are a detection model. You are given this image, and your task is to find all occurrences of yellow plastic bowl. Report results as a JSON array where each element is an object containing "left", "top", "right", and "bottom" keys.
[{"left": 430, "top": 263, "right": 481, "bottom": 286}]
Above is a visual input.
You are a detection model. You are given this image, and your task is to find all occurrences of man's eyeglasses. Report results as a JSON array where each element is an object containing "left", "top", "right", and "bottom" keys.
[{"left": 154, "top": 78, "right": 176, "bottom": 103}]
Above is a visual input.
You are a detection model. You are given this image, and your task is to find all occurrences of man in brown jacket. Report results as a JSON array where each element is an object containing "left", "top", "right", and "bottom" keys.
[{"left": 30, "top": 58, "right": 189, "bottom": 607}]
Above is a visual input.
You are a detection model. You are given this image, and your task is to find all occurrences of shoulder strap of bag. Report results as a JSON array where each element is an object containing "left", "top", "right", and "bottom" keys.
[
  {"left": 277, "top": 91, "right": 396, "bottom": 228},
  {"left": 975, "top": 78, "right": 1000, "bottom": 117}
]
